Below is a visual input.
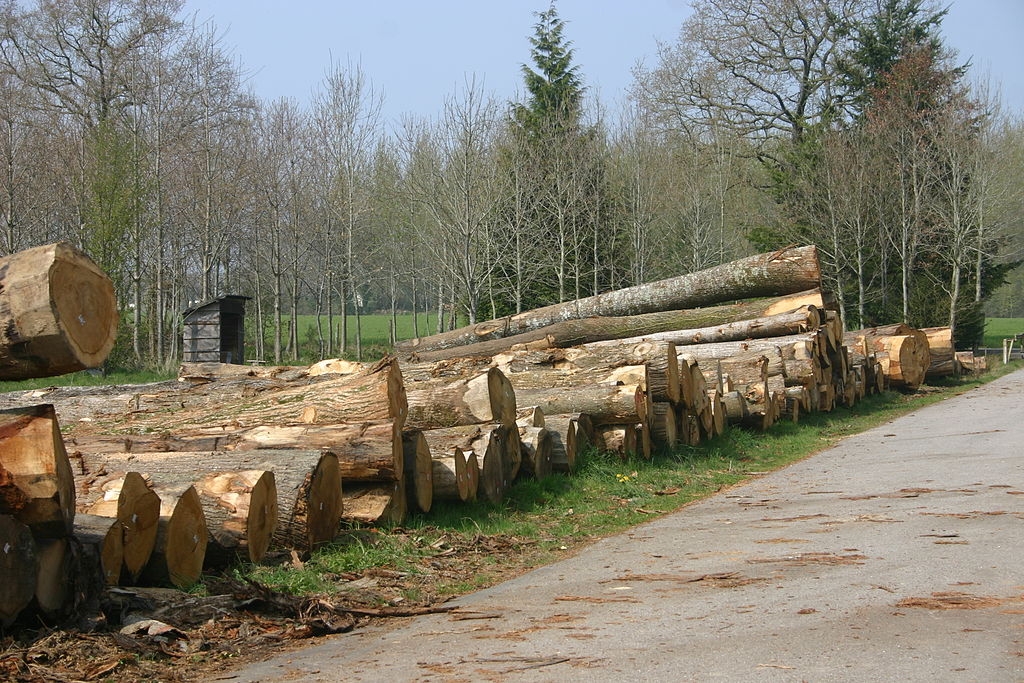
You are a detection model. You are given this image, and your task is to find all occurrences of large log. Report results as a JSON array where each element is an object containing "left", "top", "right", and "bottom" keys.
[
  {"left": 512, "top": 383, "right": 646, "bottom": 427},
  {"left": 403, "top": 291, "right": 826, "bottom": 364},
  {"left": 342, "top": 479, "right": 406, "bottom": 526},
  {"left": 197, "top": 469, "right": 277, "bottom": 566},
  {"left": 0, "top": 242, "right": 118, "bottom": 380},
  {"left": 405, "top": 367, "right": 517, "bottom": 430},
  {"left": 76, "top": 471, "right": 162, "bottom": 583},
  {"left": 402, "top": 431, "right": 433, "bottom": 513},
  {"left": 396, "top": 246, "right": 822, "bottom": 356},
  {"left": 135, "top": 356, "right": 408, "bottom": 432},
  {"left": 0, "top": 404, "right": 76, "bottom": 538},
  {"left": 430, "top": 449, "right": 475, "bottom": 502}
]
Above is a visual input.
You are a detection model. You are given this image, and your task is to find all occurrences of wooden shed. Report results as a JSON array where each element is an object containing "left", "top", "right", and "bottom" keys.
[{"left": 182, "top": 295, "right": 250, "bottom": 364}]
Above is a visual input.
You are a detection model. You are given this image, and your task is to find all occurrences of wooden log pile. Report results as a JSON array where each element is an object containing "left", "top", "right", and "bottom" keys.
[{"left": 0, "top": 242, "right": 966, "bottom": 627}]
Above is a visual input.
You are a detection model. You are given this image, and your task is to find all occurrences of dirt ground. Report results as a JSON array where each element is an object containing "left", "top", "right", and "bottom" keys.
[{"left": 0, "top": 530, "right": 545, "bottom": 682}]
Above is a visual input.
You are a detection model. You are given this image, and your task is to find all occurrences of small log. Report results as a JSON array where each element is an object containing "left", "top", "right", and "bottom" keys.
[
  {"left": 0, "top": 514, "right": 38, "bottom": 625},
  {"left": 342, "top": 479, "right": 406, "bottom": 526},
  {"left": 545, "top": 414, "right": 590, "bottom": 474},
  {"left": 650, "top": 402, "right": 678, "bottom": 450},
  {"left": 430, "top": 448, "right": 474, "bottom": 502},
  {"left": 73, "top": 512, "right": 122, "bottom": 586},
  {"left": 512, "top": 383, "right": 647, "bottom": 427},
  {"left": 517, "top": 426, "right": 553, "bottom": 479},
  {"left": 402, "top": 430, "right": 433, "bottom": 513},
  {"left": 77, "top": 471, "right": 160, "bottom": 584},
  {"left": 0, "top": 404, "right": 76, "bottom": 538},
  {"left": 516, "top": 406, "right": 545, "bottom": 428},
  {"left": 0, "top": 242, "right": 118, "bottom": 380}
]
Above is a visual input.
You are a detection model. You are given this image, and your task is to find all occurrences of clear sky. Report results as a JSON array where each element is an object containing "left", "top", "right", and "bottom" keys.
[{"left": 183, "top": 0, "right": 1024, "bottom": 124}]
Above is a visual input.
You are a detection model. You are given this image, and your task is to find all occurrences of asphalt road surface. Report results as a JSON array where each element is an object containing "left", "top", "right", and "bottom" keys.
[{"left": 230, "top": 368, "right": 1024, "bottom": 682}]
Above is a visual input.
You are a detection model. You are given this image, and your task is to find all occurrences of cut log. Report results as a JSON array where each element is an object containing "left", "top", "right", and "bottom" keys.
[
  {"left": 78, "top": 450, "right": 340, "bottom": 555},
  {"left": 430, "top": 449, "right": 474, "bottom": 502},
  {"left": 197, "top": 470, "right": 277, "bottom": 566},
  {"left": 511, "top": 383, "right": 646, "bottom": 427},
  {"left": 545, "top": 414, "right": 591, "bottom": 474},
  {"left": 73, "top": 512, "right": 123, "bottom": 586},
  {"left": 75, "top": 471, "right": 160, "bottom": 584},
  {"left": 406, "top": 367, "right": 516, "bottom": 429},
  {"left": 516, "top": 406, "right": 545, "bottom": 428},
  {"left": 650, "top": 402, "right": 678, "bottom": 450},
  {"left": 0, "top": 242, "right": 118, "bottom": 380},
  {"left": 342, "top": 479, "right": 406, "bottom": 526},
  {"left": 845, "top": 327, "right": 929, "bottom": 390},
  {"left": 396, "top": 246, "right": 822, "bottom": 356},
  {"left": 595, "top": 424, "right": 640, "bottom": 458},
  {"left": 921, "top": 326, "right": 958, "bottom": 378},
  {"left": 0, "top": 514, "right": 38, "bottom": 625},
  {"left": 33, "top": 536, "right": 72, "bottom": 619},
  {"left": 517, "top": 426, "right": 553, "bottom": 479},
  {"left": 138, "top": 485, "right": 209, "bottom": 589},
  {"left": 402, "top": 430, "right": 433, "bottom": 513},
  {"left": 141, "top": 356, "right": 408, "bottom": 431},
  {"left": 0, "top": 404, "right": 76, "bottom": 538},
  {"left": 566, "top": 341, "right": 680, "bottom": 404}
]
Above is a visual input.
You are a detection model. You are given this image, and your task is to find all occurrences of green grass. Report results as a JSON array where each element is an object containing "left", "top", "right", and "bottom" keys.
[
  {"left": 237, "top": 360, "right": 1022, "bottom": 597},
  {"left": 984, "top": 317, "right": 1024, "bottom": 348},
  {"left": 0, "top": 368, "right": 175, "bottom": 392}
]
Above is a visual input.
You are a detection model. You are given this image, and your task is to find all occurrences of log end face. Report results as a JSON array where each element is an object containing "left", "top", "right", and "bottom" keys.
[{"left": 49, "top": 244, "right": 118, "bottom": 370}]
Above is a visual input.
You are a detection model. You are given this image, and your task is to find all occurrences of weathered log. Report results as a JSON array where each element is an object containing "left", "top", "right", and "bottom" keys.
[
  {"left": 0, "top": 242, "right": 118, "bottom": 380},
  {"left": 595, "top": 424, "right": 640, "bottom": 458},
  {"left": 0, "top": 514, "right": 38, "bottom": 625},
  {"left": 138, "top": 485, "right": 209, "bottom": 589},
  {"left": 511, "top": 383, "right": 646, "bottom": 427},
  {"left": 405, "top": 367, "right": 516, "bottom": 429},
  {"left": 179, "top": 362, "right": 311, "bottom": 382},
  {"left": 706, "top": 389, "right": 726, "bottom": 439},
  {"left": 517, "top": 426, "right": 553, "bottom": 479},
  {"left": 650, "top": 402, "right": 678, "bottom": 450},
  {"left": 402, "top": 430, "right": 433, "bottom": 513},
  {"left": 955, "top": 350, "right": 985, "bottom": 375},
  {"left": 342, "top": 479, "right": 406, "bottom": 527},
  {"left": 420, "top": 424, "right": 511, "bottom": 503},
  {"left": 396, "top": 246, "right": 822, "bottom": 355},
  {"left": 0, "top": 404, "right": 76, "bottom": 538}
]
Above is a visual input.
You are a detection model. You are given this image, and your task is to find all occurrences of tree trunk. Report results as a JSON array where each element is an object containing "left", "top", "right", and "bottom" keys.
[
  {"left": 544, "top": 414, "right": 592, "bottom": 474},
  {"left": 845, "top": 327, "right": 929, "bottom": 390},
  {"left": 517, "top": 426, "right": 553, "bottom": 480},
  {"left": 429, "top": 448, "right": 475, "bottom": 503},
  {"left": 0, "top": 404, "right": 76, "bottom": 539},
  {"left": 920, "top": 326, "right": 957, "bottom": 378},
  {"left": 396, "top": 246, "right": 822, "bottom": 356},
  {"left": 0, "top": 242, "right": 118, "bottom": 380},
  {"left": 401, "top": 290, "right": 826, "bottom": 363},
  {"left": 342, "top": 479, "right": 406, "bottom": 526},
  {"left": 512, "top": 383, "right": 646, "bottom": 427}
]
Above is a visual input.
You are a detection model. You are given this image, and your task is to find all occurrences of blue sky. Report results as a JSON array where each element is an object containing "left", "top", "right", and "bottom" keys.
[{"left": 184, "top": 0, "right": 1024, "bottom": 123}]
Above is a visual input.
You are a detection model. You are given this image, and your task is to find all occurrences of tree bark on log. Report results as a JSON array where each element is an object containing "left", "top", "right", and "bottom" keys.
[
  {"left": 73, "top": 512, "right": 122, "bottom": 586},
  {"left": 396, "top": 246, "right": 822, "bottom": 356},
  {"left": 0, "top": 242, "right": 118, "bottom": 380},
  {"left": 405, "top": 367, "right": 516, "bottom": 430},
  {"left": 197, "top": 469, "right": 277, "bottom": 566},
  {"left": 511, "top": 383, "right": 646, "bottom": 427},
  {"left": 137, "top": 357, "right": 407, "bottom": 432},
  {"left": 563, "top": 341, "right": 680, "bottom": 404},
  {"left": 0, "top": 404, "right": 76, "bottom": 539}
]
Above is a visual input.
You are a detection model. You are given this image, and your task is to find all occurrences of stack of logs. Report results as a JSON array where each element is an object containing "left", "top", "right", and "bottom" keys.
[{"left": 0, "top": 243, "right": 965, "bottom": 626}]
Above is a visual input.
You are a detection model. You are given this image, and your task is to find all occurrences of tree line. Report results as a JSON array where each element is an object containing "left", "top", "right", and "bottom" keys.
[{"left": 1, "top": 0, "right": 1020, "bottom": 369}]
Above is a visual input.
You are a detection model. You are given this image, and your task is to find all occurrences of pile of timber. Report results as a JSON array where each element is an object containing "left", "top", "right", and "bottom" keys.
[{"left": 0, "top": 242, "right": 965, "bottom": 626}]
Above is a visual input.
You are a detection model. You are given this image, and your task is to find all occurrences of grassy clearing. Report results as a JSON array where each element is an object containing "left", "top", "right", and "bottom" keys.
[
  {"left": 239, "top": 359, "right": 1023, "bottom": 599},
  {"left": 984, "top": 317, "right": 1024, "bottom": 348}
]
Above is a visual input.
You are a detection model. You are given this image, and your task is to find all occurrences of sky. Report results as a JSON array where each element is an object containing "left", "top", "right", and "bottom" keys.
[{"left": 183, "top": 0, "right": 1024, "bottom": 124}]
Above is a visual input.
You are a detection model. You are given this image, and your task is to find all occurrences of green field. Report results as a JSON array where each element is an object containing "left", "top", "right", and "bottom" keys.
[{"left": 983, "top": 318, "right": 1024, "bottom": 348}]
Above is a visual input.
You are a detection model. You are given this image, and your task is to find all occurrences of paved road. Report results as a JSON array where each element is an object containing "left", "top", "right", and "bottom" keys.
[{"left": 231, "top": 369, "right": 1024, "bottom": 682}]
